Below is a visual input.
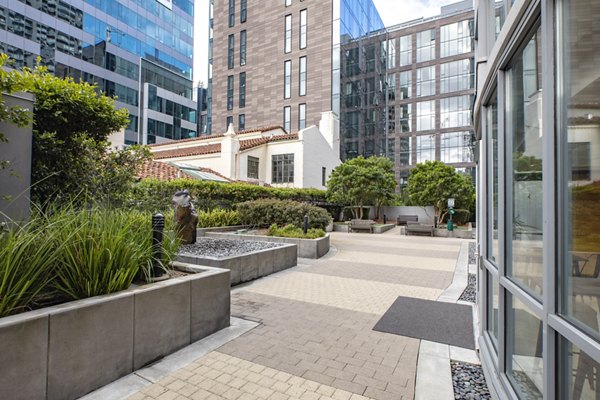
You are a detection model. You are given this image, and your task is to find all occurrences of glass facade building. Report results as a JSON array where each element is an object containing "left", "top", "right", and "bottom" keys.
[
  {"left": 1, "top": 0, "right": 196, "bottom": 144},
  {"left": 475, "top": 0, "right": 600, "bottom": 398}
]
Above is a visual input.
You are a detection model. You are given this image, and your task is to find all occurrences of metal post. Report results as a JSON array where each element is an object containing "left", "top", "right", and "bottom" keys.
[
  {"left": 383, "top": 214, "right": 387, "bottom": 224},
  {"left": 303, "top": 215, "right": 309, "bottom": 235},
  {"left": 151, "top": 213, "right": 165, "bottom": 277}
]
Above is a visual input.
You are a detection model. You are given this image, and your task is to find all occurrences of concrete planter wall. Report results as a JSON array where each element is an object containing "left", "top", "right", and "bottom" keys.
[
  {"left": 433, "top": 228, "right": 475, "bottom": 239},
  {"left": 0, "top": 263, "right": 230, "bottom": 400},
  {"left": 333, "top": 223, "right": 350, "bottom": 232},
  {"left": 373, "top": 224, "right": 395, "bottom": 233},
  {"left": 177, "top": 243, "right": 297, "bottom": 285},
  {"left": 206, "top": 232, "right": 330, "bottom": 259}
]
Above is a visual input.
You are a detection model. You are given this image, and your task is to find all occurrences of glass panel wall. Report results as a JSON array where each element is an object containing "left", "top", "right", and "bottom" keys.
[
  {"left": 488, "top": 93, "right": 499, "bottom": 264},
  {"left": 559, "top": 0, "right": 600, "bottom": 340},
  {"left": 559, "top": 338, "right": 600, "bottom": 400},
  {"left": 506, "top": 295, "right": 543, "bottom": 399},
  {"left": 508, "top": 27, "right": 543, "bottom": 298}
]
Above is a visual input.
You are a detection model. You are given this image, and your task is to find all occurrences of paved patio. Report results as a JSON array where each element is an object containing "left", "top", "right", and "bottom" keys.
[{"left": 90, "top": 229, "right": 472, "bottom": 400}]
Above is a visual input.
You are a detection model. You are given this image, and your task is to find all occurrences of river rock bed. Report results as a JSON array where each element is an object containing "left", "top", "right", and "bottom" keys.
[
  {"left": 180, "top": 237, "right": 282, "bottom": 258},
  {"left": 459, "top": 273, "right": 477, "bottom": 303},
  {"left": 451, "top": 360, "right": 491, "bottom": 399},
  {"left": 468, "top": 242, "right": 477, "bottom": 264}
]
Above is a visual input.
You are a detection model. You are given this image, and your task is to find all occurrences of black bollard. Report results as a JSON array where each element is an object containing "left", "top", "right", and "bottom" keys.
[
  {"left": 303, "top": 215, "right": 309, "bottom": 235},
  {"left": 383, "top": 214, "right": 387, "bottom": 224},
  {"left": 151, "top": 213, "right": 165, "bottom": 278}
]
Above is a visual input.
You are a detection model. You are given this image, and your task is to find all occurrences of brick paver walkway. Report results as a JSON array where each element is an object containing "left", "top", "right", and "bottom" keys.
[{"left": 128, "top": 230, "right": 466, "bottom": 400}]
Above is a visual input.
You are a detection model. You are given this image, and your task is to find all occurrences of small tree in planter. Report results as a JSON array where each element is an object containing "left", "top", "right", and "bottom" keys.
[
  {"left": 326, "top": 156, "right": 396, "bottom": 220},
  {"left": 406, "top": 161, "right": 475, "bottom": 226}
]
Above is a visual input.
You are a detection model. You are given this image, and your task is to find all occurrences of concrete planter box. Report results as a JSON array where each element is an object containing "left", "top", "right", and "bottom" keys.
[
  {"left": 206, "top": 232, "right": 330, "bottom": 259},
  {"left": 196, "top": 225, "right": 250, "bottom": 236},
  {"left": 373, "top": 224, "right": 396, "bottom": 233},
  {"left": 433, "top": 228, "right": 475, "bottom": 239},
  {"left": 333, "top": 223, "right": 350, "bottom": 232},
  {"left": 177, "top": 243, "right": 297, "bottom": 285},
  {"left": 0, "top": 263, "right": 230, "bottom": 400}
]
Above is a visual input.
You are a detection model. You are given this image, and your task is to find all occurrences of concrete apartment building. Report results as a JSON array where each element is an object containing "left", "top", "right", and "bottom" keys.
[
  {"left": 0, "top": 0, "right": 197, "bottom": 145},
  {"left": 209, "top": 0, "right": 475, "bottom": 190}
]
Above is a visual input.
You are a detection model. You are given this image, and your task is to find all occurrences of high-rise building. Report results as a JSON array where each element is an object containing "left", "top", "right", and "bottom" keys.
[
  {"left": 474, "top": 0, "right": 600, "bottom": 398},
  {"left": 209, "top": 0, "right": 475, "bottom": 190},
  {"left": 0, "top": 0, "right": 197, "bottom": 145}
]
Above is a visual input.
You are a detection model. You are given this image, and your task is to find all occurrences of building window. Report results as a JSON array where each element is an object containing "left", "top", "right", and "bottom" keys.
[
  {"left": 228, "top": 34, "right": 234, "bottom": 69},
  {"left": 440, "top": 19, "right": 474, "bottom": 58},
  {"left": 322, "top": 167, "right": 326, "bottom": 186},
  {"left": 399, "top": 136, "right": 412, "bottom": 166},
  {"left": 284, "top": 60, "right": 291, "bottom": 99},
  {"left": 440, "top": 95, "right": 472, "bottom": 128},
  {"left": 416, "top": 134, "right": 435, "bottom": 163},
  {"left": 226, "top": 116, "right": 233, "bottom": 129},
  {"left": 285, "top": 0, "right": 291, "bottom": 6},
  {"left": 299, "top": 9, "right": 307, "bottom": 49},
  {"left": 416, "top": 29, "right": 435, "bottom": 63},
  {"left": 507, "top": 27, "right": 543, "bottom": 298},
  {"left": 298, "top": 103, "right": 306, "bottom": 130},
  {"left": 400, "top": 104, "right": 412, "bottom": 132},
  {"left": 387, "top": 38, "right": 396, "bottom": 68},
  {"left": 440, "top": 59, "right": 474, "bottom": 93},
  {"left": 284, "top": 15, "right": 292, "bottom": 53},
  {"left": 283, "top": 106, "right": 291, "bottom": 132},
  {"left": 440, "top": 131, "right": 472, "bottom": 163},
  {"left": 240, "top": 30, "right": 247, "bottom": 66},
  {"left": 247, "top": 155, "right": 259, "bottom": 179},
  {"left": 239, "top": 72, "right": 246, "bottom": 108},
  {"left": 239, "top": 114, "right": 245, "bottom": 130},
  {"left": 399, "top": 70, "right": 412, "bottom": 100},
  {"left": 399, "top": 35, "right": 412, "bottom": 66},
  {"left": 240, "top": 0, "right": 247, "bottom": 23},
  {"left": 227, "top": 75, "right": 234, "bottom": 110},
  {"left": 299, "top": 56, "right": 307, "bottom": 96},
  {"left": 416, "top": 100, "right": 435, "bottom": 131},
  {"left": 272, "top": 154, "right": 294, "bottom": 183},
  {"left": 416, "top": 66, "right": 436, "bottom": 97},
  {"left": 228, "top": 0, "right": 235, "bottom": 27}
]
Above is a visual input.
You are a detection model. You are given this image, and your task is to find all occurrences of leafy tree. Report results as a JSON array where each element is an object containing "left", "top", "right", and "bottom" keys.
[
  {"left": 327, "top": 156, "right": 397, "bottom": 220},
  {"left": 406, "top": 161, "right": 475, "bottom": 224},
  {"left": 22, "top": 64, "right": 139, "bottom": 206},
  {"left": 0, "top": 54, "right": 33, "bottom": 170}
]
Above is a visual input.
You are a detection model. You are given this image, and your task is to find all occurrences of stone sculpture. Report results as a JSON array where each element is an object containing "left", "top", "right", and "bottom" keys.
[{"left": 172, "top": 189, "right": 198, "bottom": 244}]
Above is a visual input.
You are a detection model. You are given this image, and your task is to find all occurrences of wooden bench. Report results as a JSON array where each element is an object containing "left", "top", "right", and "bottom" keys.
[
  {"left": 405, "top": 221, "right": 434, "bottom": 237},
  {"left": 396, "top": 215, "right": 418, "bottom": 225},
  {"left": 349, "top": 219, "right": 376, "bottom": 233}
]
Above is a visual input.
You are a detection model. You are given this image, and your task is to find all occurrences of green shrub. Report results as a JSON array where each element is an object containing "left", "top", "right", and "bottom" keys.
[
  {"left": 197, "top": 209, "right": 240, "bottom": 228},
  {"left": 0, "top": 220, "right": 63, "bottom": 317},
  {"left": 236, "top": 199, "right": 331, "bottom": 230},
  {"left": 127, "top": 179, "right": 328, "bottom": 213},
  {"left": 268, "top": 224, "right": 326, "bottom": 239},
  {"left": 46, "top": 208, "right": 179, "bottom": 300},
  {"left": 444, "top": 208, "right": 471, "bottom": 225}
]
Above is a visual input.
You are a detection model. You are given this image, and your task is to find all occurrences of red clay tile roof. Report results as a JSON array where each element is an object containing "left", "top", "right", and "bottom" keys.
[
  {"left": 137, "top": 160, "right": 184, "bottom": 180},
  {"left": 239, "top": 133, "right": 299, "bottom": 150},
  {"left": 147, "top": 125, "right": 285, "bottom": 148},
  {"left": 152, "top": 143, "right": 222, "bottom": 159}
]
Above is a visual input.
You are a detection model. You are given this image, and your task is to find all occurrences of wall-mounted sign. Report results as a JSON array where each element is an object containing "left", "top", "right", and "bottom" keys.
[{"left": 156, "top": 0, "right": 172, "bottom": 10}]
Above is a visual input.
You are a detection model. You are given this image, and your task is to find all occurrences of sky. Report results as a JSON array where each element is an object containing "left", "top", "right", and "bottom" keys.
[{"left": 192, "top": 0, "right": 461, "bottom": 88}]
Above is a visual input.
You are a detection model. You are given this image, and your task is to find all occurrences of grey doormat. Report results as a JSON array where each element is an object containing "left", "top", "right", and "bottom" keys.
[{"left": 373, "top": 296, "right": 475, "bottom": 349}]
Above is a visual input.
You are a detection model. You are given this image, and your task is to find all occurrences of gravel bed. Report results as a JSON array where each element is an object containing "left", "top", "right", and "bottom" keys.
[
  {"left": 468, "top": 242, "right": 477, "bottom": 264},
  {"left": 180, "top": 237, "right": 282, "bottom": 258},
  {"left": 451, "top": 360, "right": 491, "bottom": 399},
  {"left": 459, "top": 273, "right": 477, "bottom": 303}
]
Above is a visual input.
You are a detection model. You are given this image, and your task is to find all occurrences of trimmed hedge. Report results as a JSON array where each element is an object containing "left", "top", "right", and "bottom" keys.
[
  {"left": 128, "top": 179, "right": 327, "bottom": 212},
  {"left": 268, "top": 224, "right": 326, "bottom": 239},
  {"left": 197, "top": 209, "right": 240, "bottom": 228},
  {"left": 237, "top": 199, "right": 331, "bottom": 230}
]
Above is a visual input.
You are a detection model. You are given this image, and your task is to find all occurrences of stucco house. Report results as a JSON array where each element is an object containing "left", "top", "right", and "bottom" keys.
[{"left": 147, "top": 111, "right": 341, "bottom": 190}]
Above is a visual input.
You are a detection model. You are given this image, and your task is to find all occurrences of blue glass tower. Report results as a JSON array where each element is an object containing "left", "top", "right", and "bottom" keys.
[{"left": 0, "top": 0, "right": 196, "bottom": 144}]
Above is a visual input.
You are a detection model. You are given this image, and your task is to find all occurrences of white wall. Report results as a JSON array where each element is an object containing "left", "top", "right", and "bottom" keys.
[{"left": 301, "top": 125, "right": 341, "bottom": 190}]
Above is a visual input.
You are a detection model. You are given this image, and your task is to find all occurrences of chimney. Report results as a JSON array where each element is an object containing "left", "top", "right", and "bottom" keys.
[
  {"left": 221, "top": 123, "right": 240, "bottom": 179},
  {"left": 319, "top": 111, "right": 340, "bottom": 159}
]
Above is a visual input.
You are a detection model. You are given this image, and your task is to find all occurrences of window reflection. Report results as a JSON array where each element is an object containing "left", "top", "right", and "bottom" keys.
[
  {"left": 489, "top": 93, "right": 499, "bottom": 263},
  {"left": 507, "top": 295, "right": 543, "bottom": 399},
  {"left": 560, "top": 0, "right": 600, "bottom": 340},
  {"left": 559, "top": 339, "right": 600, "bottom": 400},
  {"left": 509, "top": 27, "right": 543, "bottom": 297}
]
